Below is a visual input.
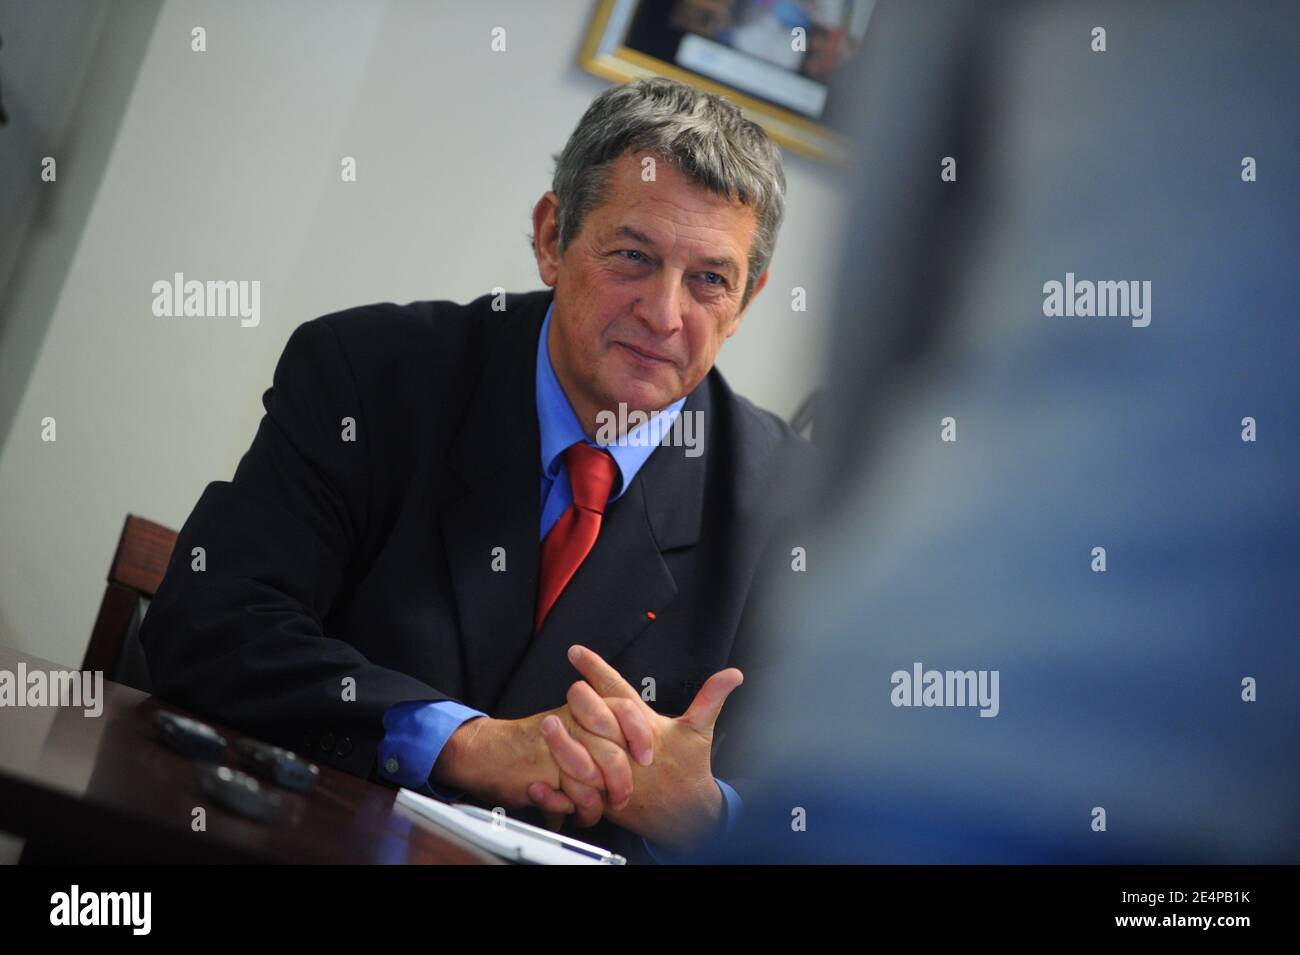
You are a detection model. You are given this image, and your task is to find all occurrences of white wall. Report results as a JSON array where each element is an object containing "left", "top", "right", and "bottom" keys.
[{"left": 0, "top": 0, "right": 848, "bottom": 667}]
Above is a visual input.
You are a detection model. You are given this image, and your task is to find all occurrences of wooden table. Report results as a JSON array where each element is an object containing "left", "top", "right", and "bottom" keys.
[{"left": 0, "top": 645, "right": 499, "bottom": 864}]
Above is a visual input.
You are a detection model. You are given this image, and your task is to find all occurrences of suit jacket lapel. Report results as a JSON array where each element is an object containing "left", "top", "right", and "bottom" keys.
[{"left": 441, "top": 294, "right": 547, "bottom": 713}]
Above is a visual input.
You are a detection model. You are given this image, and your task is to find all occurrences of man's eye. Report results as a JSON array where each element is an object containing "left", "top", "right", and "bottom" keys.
[
  {"left": 700, "top": 272, "right": 725, "bottom": 286},
  {"left": 619, "top": 249, "right": 647, "bottom": 262}
]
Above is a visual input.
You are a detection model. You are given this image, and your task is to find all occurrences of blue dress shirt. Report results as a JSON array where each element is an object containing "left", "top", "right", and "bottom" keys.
[{"left": 377, "top": 301, "right": 741, "bottom": 859}]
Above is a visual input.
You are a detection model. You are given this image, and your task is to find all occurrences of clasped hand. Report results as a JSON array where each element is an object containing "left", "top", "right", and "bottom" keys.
[{"left": 434, "top": 644, "right": 742, "bottom": 853}]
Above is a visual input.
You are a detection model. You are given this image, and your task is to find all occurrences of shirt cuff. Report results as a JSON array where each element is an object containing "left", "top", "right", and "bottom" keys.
[
  {"left": 642, "top": 777, "right": 743, "bottom": 863},
  {"left": 377, "top": 699, "right": 486, "bottom": 798}
]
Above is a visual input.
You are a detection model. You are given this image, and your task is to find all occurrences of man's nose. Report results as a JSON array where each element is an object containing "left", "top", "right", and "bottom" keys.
[{"left": 637, "top": 272, "right": 686, "bottom": 337}]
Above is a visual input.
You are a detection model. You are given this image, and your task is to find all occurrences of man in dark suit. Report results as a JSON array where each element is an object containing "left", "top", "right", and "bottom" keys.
[{"left": 139, "top": 77, "right": 807, "bottom": 863}]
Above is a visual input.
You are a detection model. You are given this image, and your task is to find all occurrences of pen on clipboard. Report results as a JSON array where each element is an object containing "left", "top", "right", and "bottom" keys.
[{"left": 453, "top": 804, "right": 627, "bottom": 864}]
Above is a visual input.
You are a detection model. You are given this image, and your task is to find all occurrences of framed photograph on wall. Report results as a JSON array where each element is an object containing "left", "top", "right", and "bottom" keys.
[{"left": 579, "top": 0, "right": 874, "bottom": 164}]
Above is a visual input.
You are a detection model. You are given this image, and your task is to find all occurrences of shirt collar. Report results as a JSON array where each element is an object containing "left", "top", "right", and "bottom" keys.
[{"left": 536, "top": 300, "right": 686, "bottom": 501}]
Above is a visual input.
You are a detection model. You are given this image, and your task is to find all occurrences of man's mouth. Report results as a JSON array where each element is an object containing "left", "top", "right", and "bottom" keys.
[{"left": 616, "top": 341, "right": 673, "bottom": 366}]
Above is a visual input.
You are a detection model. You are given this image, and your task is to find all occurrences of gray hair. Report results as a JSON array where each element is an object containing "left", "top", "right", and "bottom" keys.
[{"left": 537, "top": 77, "right": 786, "bottom": 311}]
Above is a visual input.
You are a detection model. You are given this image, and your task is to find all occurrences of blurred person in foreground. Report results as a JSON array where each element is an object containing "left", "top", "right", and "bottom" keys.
[{"left": 712, "top": 0, "right": 1298, "bottom": 863}]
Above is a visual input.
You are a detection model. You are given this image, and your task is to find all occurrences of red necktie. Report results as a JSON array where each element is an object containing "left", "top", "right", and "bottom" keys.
[{"left": 534, "top": 442, "right": 618, "bottom": 634}]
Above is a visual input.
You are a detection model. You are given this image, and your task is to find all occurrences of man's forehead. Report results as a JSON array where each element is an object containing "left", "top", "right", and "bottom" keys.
[{"left": 610, "top": 150, "right": 745, "bottom": 202}]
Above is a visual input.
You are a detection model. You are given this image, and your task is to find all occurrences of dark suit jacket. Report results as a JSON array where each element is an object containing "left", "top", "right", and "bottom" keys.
[{"left": 140, "top": 287, "right": 809, "bottom": 862}]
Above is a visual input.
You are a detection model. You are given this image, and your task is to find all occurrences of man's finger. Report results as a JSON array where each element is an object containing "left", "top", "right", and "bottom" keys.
[
  {"left": 557, "top": 774, "right": 605, "bottom": 828},
  {"left": 543, "top": 715, "right": 634, "bottom": 811},
  {"left": 606, "top": 695, "right": 656, "bottom": 767},
  {"left": 531, "top": 781, "right": 602, "bottom": 828},
  {"left": 568, "top": 680, "right": 655, "bottom": 766},
  {"left": 680, "top": 667, "right": 744, "bottom": 732},
  {"left": 527, "top": 783, "right": 575, "bottom": 819},
  {"left": 567, "top": 645, "right": 642, "bottom": 703},
  {"left": 540, "top": 714, "right": 602, "bottom": 788},
  {"left": 574, "top": 728, "right": 634, "bottom": 810},
  {"left": 567, "top": 680, "right": 622, "bottom": 740}
]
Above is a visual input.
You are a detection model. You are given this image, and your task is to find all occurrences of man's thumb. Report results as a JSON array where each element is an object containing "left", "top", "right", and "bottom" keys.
[{"left": 680, "top": 668, "right": 743, "bottom": 731}]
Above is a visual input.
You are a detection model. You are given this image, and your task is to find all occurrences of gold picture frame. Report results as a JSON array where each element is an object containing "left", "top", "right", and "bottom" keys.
[{"left": 579, "top": 0, "right": 869, "bottom": 165}]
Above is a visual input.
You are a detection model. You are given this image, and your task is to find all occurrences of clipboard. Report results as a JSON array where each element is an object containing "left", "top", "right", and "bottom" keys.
[{"left": 394, "top": 788, "right": 627, "bottom": 865}]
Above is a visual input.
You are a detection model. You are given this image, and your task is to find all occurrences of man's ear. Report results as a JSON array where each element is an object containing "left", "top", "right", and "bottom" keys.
[
  {"left": 533, "top": 192, "right": 562, "bottom": 287},
  {"left": 727, "top": 268, "right": 769, "bottom": 338}
]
